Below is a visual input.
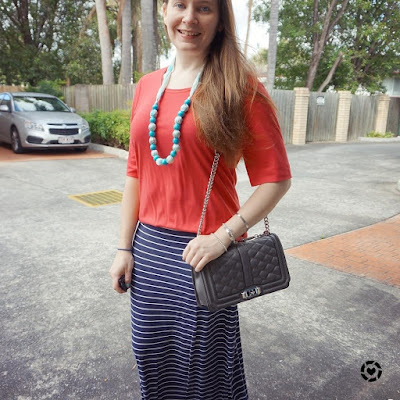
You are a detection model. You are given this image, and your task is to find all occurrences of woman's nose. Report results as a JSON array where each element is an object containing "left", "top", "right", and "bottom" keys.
[{"left": 182, "top": 6, "right": 198, "bottom": 24}]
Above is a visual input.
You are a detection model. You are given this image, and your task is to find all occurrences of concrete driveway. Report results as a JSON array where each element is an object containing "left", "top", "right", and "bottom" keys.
[{"left": 0, "top": 141, "right": 399, "bottom": 400}]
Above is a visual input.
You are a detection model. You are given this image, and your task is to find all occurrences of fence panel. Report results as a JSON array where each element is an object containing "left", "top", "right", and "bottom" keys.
[
  {"left": 270, "top": 89, "right": 295, "bottom": 144},
  {"left": 387, "top": 97, "right": 400, "bottom": 136},
  {"left": 0, "top": 85, "right": 25, "bottom": 93},
  {"left": 348, "top": 95, "right": 378, "bottom": 140},
  {"left": 88, "top": 84, "right": 135, "bottom": 111},
  {"left": 306, "top": 92, "right": 339, "bottom": 142},
  {"left": 62, "top": 84, "right": 136, "bottom": 112},
  {"left": 64, "top": 86, "right": 75, "bottom": 108}
]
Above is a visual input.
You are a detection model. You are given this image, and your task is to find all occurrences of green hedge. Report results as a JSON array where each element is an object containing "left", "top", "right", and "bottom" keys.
[{"left": 81, "top": 110, "right": 130, "bottom": 150}]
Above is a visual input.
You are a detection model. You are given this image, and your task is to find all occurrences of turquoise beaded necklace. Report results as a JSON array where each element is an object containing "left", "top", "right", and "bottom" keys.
[{"left": 149, "top": 59, "right": 203, "bottom": 166}]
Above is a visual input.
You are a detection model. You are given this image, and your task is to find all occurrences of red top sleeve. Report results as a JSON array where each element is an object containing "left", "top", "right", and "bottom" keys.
[{"left": 243, "top": 83, "right": 291, "bottom": 186}]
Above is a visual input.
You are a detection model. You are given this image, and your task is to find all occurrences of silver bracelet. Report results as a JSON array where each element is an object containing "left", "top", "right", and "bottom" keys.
[
  {"left": 236, "top": 212, "right": 249, "bottom": 231},
  {"left": 222, "top": 223, "right": 235, "bottom": 243},
  {"left": 211, "top": 233, "right": 228, "bottom": 252}
]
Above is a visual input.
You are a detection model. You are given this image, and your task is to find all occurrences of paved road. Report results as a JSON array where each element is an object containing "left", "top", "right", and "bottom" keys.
[{"left": 0, "top": 142, "right": 399, "bottom": 400}]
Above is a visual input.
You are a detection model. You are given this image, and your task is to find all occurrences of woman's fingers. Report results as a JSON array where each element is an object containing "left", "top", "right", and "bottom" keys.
[
  {"left": 124, "top": 256, "right": 134, "bottom": 286},
  {"left": 182, "top": 235, "right": 224, "bottom": 271},
  {"left": 110, "top": 251, "right": 134, "bottom": 294}
]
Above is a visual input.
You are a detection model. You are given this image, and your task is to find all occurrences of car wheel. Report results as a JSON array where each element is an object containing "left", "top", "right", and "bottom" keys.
[
  {"left": 74, "top": 146, "right": 88, "bottom": 152},
  {"left": 11, "top": 127, "right": 24, "bottom": 154}
]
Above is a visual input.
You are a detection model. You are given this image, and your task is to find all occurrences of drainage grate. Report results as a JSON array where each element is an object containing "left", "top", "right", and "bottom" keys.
[{"left": 69, "top": 190, "right": 123, "bottom": 207}]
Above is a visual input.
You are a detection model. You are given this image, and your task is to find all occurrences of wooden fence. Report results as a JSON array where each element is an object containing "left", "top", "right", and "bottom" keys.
[
  {"left": 0, "top": 85, "right": 25, "bottom": 93},
  {"left": 270, "top": 89, "right": 295, "bottom": 144},
  {"left": 60, "top": 84, "right": 399, "bottom": 144},
  {"left": 348, "top": 95, "right": 379, "bottom": 141},
  {"left": 307, "top": 92, "right": 339, "bottom": 142},
  {"left": 64, "top": 84, "right": 136, "bottom": 113},
  {"left": 387, "top": 97, "right": 400, "bottom": 136}
]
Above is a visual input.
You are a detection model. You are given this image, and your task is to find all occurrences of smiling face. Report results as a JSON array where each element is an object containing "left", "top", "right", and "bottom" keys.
[{"left": 162, "top": 0, "right": 221, "bottom": 59}]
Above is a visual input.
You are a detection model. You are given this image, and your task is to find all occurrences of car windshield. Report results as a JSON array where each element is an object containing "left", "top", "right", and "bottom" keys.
[{"left": 13, "top": 96, "right": 70, "bottom": 112}]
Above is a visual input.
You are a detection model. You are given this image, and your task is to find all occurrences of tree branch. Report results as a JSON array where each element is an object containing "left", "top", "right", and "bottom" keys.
[{"left": 317, "top": 51, "right": 343, "bottom": 92}]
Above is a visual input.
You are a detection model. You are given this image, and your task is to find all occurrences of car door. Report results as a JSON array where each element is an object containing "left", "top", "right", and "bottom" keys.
[{"left": 0, "top": 93, "right": 13, "bottom": 143}]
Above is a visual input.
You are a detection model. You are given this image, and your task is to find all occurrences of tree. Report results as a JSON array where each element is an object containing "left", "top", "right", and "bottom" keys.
[
  {"left": 96, "top": 0, "right": 115, "bottom": 84},
  {"left": 0, "top": 0, "right": 92, "bottom": 85},
  {"left": 120, "top": 0, "right": 132, "bottom": 84},
  {"left": 341, "top": 0, "right": 400, "bottom": 92},
  {"left": 0, "top": 0, "right": 170, "bottom": 86},
  {"left": 254, "top": 0, "right": 400, "bottom": 92},
  {"left": 266, "top": 0, "right": 279, "bottom": 92},
  {"left": 306, "top": 0, "right": 349, "bottom": 89},
  {"left": 244, "top": 0, "right": 254, "bottom": 58},
  {"left": 141, "top": 0, "right": 158, "bottom": 72}
]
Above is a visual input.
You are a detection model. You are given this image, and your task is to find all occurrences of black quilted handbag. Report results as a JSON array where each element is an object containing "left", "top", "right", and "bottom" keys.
[{"left": 192, "top": 153, "right": 290, "bottom": 312}]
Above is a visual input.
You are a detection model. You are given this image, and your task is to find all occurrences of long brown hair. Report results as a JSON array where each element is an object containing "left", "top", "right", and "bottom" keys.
[{"left": 162, "top": 0, "right": 274, "bottom": 166}]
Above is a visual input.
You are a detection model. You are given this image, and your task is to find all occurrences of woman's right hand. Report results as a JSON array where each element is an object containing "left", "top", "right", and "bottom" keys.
[{"left": 109, "top": 251, "right": 134, "bottom": 294}]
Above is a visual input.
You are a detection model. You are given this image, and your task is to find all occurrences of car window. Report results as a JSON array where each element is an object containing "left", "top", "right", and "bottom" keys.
[
  {"left": 13, "top": 96, "right": 70, "bottom": 112},
  {"left": 1, "top": 94, "right": 11, "bottom": 110},
  {"left": 0, "top": 94, "right": 4, "bottom": 104}
]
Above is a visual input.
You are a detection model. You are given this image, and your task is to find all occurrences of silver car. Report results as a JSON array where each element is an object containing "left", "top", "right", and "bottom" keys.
[{"left": 0, "top": 92, "right": 90, "bottom": 153}]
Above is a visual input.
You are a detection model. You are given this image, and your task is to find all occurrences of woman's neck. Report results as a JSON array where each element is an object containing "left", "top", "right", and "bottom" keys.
[
  {"left": 166, "top": 53, "right": 206, "bottom": 89},
  {"left": 174, "top": 53, "right": 205, "bottom": 75}
]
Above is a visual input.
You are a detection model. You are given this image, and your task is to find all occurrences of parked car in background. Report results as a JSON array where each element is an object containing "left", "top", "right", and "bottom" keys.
[{"left": 0, "top": 92, "right": 90, "bottom": 153}]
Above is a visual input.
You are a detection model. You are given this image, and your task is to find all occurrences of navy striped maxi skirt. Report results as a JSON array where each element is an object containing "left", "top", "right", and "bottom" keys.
[{"left": 130, "top": 222, "right": 249, "bottom": 400}]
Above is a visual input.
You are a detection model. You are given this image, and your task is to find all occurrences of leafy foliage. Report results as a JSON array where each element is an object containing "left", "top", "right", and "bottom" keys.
[
  {"left": 0, "top": 0, "right": 93, "bottom": 86},
  {"left": 254, "top": 0, "right": 400, "bottom": 92},
  {"left": 26, "top": 80, "right": 65, "bottom": 100},
  {"left": 0, "top": 0, "right": 171, "bottom": 86},
  {"left": 81, "top": 110, "right": 131, "bottom": 149},
  {"left": 366, "top": 131, "right": 395, "bottom": 138}
]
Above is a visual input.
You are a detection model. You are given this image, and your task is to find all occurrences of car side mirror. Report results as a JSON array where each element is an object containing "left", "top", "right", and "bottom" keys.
[
  {"left": 69, "top": 107, "right": 76, "bottom": 113},
  {"left": 0, "top": 104, "right": 10, "bottom": 112}
]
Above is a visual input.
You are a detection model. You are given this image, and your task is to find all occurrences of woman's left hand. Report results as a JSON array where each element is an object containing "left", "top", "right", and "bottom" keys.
[{"left": 182, "top": 234, "right": 227, "bottom": 272}]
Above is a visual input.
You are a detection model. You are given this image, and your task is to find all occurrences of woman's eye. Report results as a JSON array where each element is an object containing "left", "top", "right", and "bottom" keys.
[
  {"left": 200, "top": 6, "right": 210, "bottom": 12},
  {"left": 175, "top": 3, "right": 185, "bottom": 8}
]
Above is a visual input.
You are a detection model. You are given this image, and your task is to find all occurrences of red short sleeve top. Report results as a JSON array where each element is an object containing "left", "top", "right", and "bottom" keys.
[{"left": 127, "top": 69, "right": 291, "bottom": 234}]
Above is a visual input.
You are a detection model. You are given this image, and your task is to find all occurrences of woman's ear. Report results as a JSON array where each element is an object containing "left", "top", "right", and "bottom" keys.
[{"left": 162, "top": 2, "right": 167, "bottom": 20}]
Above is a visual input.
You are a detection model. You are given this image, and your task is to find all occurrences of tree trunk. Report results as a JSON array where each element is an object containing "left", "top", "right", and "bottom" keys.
[
  {"left": 306, "top": 0, "right": 349, "bottom": 90},
  {"left": 266, "top": 0, "right": 279, "bottom": 92},
  {"left": 141, "top": 0, "right": 157, "bottom": 72},
  {"left": 120, "top": 0, "right": 132, "bottom": 84},
  {"left": 95, "top": 0, "right": 114, "bottom": 84},
  {"left": 244, "top": 0, "right": 253, "bottom": 58}
]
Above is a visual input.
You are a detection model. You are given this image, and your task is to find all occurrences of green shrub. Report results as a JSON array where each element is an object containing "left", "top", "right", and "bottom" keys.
[
  {"left": 81, "top": 110, "right": 130, "bottom": 150},
  {"left": 366, "top": 131, "right": 395, "bottom": 138},
  {"left": 26, "top": 80, "right": 65, "bottom": 100}
]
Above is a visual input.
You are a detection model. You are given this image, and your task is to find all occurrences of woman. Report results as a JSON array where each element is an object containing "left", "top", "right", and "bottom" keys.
[{"left": 110, "top": 0, "right": 291, "bottom": 399}]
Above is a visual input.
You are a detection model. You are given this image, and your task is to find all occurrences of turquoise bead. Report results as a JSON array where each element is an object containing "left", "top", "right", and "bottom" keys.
[
  {"left": 149, "top": 131, "right": 156, "bottom": 137},
  {"left": 173, "top": 123, "right": 181, "bottom": 130},
  {"left": 173, "top": 138, "right": 179, "bottom": 144},
  {"left": 150, "top": 144, "right": 156, "bottom": 150},
  {"left": 153, "top": 155, "right": 159, "bottom": 160},
  {"left": 152, "top": 104, "right": 158, "bottom": 110},
  {"left": 150, "top": 117, "right": 156, "bottom": 123},
  {"left": 178, "top": 111, "right": 185, "bottom": 117},
  {"left": 170, "top": 150, "right": 177, "bottom": 157},
  {"left": 185, "top": 99, "right": 191, "bottom": 105},
  {"left": 162, "top": 159, "right": 168, "bottom": 165}
]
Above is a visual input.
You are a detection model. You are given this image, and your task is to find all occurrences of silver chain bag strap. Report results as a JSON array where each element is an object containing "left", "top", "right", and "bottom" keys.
[{"left": 192, "top": 152, "right": 290, "bottom": 312}]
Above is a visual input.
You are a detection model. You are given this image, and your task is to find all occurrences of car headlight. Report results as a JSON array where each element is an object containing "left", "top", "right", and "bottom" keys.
[
  {"left": 80, "top": 119, "right": 90, "bottom": 129},
  {"left": 25, "top": 121, "right": 44, "bottom": 131}
]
